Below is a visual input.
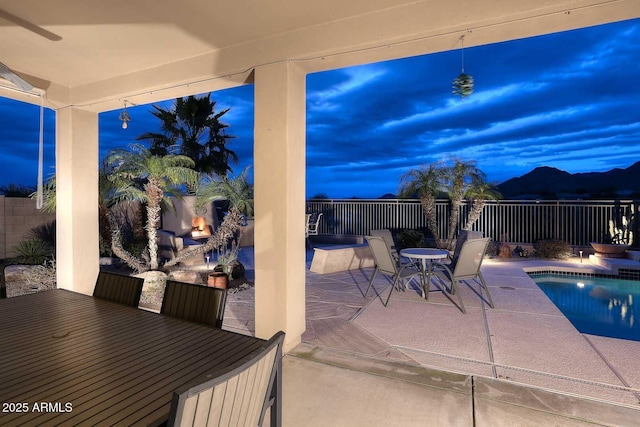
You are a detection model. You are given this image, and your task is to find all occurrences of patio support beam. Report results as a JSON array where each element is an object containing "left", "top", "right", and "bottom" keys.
[
  {"left": 253, "top": 62, "right": 306, "bottom": 351},
  {"left": 55, "top": 107, "right": 99, "bottom": 295}
]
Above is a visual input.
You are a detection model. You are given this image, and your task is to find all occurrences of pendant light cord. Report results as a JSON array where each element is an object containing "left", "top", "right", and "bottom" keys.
[
  {"left": 460, "top": 35, "right": 465, "bottom": 73},
  {"left": 36, "top": 94, "right": 44, "bottom": 209}
]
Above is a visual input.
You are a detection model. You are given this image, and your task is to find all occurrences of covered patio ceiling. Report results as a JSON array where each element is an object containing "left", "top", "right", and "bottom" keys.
[{"left": 1, "top": 0, "right": 638, "bottom": 110}]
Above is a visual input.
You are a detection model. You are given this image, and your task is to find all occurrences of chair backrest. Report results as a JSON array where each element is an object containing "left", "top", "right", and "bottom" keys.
[
  {"left": 161, "top": 280, "right": 228, "bottom": 329},
  {"left": 453, "top": 238, "right": 490, "bottom": 279},
  {"left": 365, "top": 235, "right": 397, "bottom": 275},
  {"left": 370, "top": 229, "right": 397, "bottom": 258},
  {"left": 93, "top": 271, "right": 144, "bottom": 307},
  {"left": 168, "top": 331, "right": 285, "bottom": 427},
  {"left": 451, "top": 230, "right": 484, "bottom": 264}
]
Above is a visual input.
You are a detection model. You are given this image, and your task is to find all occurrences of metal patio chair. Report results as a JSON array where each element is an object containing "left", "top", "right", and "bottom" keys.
[
  {"left": 370, "top": 229, "right": 399, "bottom": 262},
  {"left": 371, "top": 228, "right": 421, "bottom": 267},
  {"left": 305, "top": 212, "right": 323, "bottom": 248},
  {"left": 93, "top": 271, "right": 144, "bottom": 307},
  {"left": 432, "top": 237, "right": 494, "bottom": 314},
  {"left": 167, "top": 331, "right": 285, "bottom": 427},
  {"left": 161, "top": 280, "right": 228, "bottom": 329},
  {"left": 365, "top": 235, "right": 422, "bottom": 306},
  {"left": 446, "top": 230, "right": 484, "bottom": 265}
]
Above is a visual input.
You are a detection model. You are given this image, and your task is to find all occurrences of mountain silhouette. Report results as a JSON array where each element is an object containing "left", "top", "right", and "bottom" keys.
[{"left": 497, "top": 161, "right": 640, "bottom": 199}]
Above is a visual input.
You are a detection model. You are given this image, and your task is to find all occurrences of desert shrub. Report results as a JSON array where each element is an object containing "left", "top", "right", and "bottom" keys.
[
  {"left": 486, "top": 240, "right": 500, "bottom": 257},
  {"left": 29, "top": 220, "right": 56, "bottom": 246},
  {"left": 11, "top": 239, "right": 54, "bottom": 265},
  {"left": 0, "top": 184, "right": 36, "bottom": 196},
  {"left": 533, "top": 239, "right": 572, "bottom": 259},
  {"left": 396, "top": 229, "right": 425, "bottom": 249}
]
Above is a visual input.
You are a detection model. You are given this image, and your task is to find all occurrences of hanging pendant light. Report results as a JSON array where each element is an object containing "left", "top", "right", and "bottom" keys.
[
  {"left": 119, "top": 101, "right": 131, "bottom": 129},
  {"left": 452, "top": 35, "right": 474, "bottom": 98}
]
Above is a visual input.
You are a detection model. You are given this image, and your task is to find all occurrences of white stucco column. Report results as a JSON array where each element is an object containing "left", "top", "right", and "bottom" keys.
[
  {"left": 253, "top": 62, "right": 306, "bottom": 351},
  {"left": 56, "top": 107, "right": 99, "bottom": 295}
]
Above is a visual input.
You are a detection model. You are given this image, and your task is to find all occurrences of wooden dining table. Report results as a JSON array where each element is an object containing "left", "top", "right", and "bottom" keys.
[{"left": 0, "top": 289, "right": 271, "bottom": 426}]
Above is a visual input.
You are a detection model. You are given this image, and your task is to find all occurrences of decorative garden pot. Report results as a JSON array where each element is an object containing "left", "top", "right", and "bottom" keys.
[
  {"left": 207, "top": 272, "right": 228, "bottom": 289},
  {"left": 589, "top": 242, "right": 630, "bottom": 258},
  {"left": 498, "top": 243, "right": 512, "bottom": 258},
  {"left": 213, "top": 262, "right": 245, "bottom": 282}
]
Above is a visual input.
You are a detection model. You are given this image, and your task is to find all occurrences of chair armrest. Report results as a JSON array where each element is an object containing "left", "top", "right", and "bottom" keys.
[{"left": 431, "top": 261, "right": 453, "bottom": 278}]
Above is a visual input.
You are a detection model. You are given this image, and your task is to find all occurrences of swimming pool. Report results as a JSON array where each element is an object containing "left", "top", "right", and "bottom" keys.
[{"left": 532, "top": 273, "right": 640, "bottom": 342}]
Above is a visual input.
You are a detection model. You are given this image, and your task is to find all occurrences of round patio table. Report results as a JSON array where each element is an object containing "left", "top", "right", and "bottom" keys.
[{"left": 399, "top": 248, "right": 449, "bottom": 299}]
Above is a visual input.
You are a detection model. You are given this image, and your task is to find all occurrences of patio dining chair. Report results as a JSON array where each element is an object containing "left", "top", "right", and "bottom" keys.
[
  {"left": 431, "top": 237, "right": 494, "bottom": 314},
  {"left": 167, "top": 330, "right": 285, "bottom": 427},
  {"left": 365, "top": 235, "right": 422, "bottom": 307},
  {"left": 93, "top": 271, "right": 144, "bottom": 308},
  {"left": 161, "top": 280, "right": 228, "bottom": 329}
]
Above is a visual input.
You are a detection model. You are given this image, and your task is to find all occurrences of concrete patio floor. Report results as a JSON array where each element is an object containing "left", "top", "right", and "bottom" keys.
[{"left": 224, "top": 248, "right": 640, "bottom": 426}]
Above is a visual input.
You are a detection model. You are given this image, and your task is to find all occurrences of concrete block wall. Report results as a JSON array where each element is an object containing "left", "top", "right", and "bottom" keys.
[{"left": 0, "top": 196, "right": 56, "bottom": 259}]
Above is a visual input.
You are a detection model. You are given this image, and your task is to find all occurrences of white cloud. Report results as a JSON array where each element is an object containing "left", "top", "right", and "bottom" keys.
[
  {"left": 307, "top": 66, "right": 387, "bottom": 113},
  {"left": 380, "top": 82, "right": 548, "bottom": 130}
]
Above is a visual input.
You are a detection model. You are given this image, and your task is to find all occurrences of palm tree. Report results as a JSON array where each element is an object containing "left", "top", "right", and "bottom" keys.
[
  {"left": 136, "top": 93, "right": 238, "bottom": 179},
  {"left": 32, "top": 164, "right": 139, "bottom": 258},
  {"left": 106, "top": 144, "right": 199, "bottom": 270},
  {"left": 441, "top": 158, "right": 483, "bottom": 249},
  {"left": 399, "top": 163, "right": 444, "bottom": 248},
  {"left": 195, "top": 167, "right": 254, "bottom": 218},
  {"left": 463, "top": 179, "right": 502, "bottom": 230}
]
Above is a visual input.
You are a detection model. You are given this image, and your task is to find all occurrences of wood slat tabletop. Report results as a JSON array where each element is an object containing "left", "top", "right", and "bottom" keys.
[{"left": 0, "top": 289, "right": 266, "bottom": 426}]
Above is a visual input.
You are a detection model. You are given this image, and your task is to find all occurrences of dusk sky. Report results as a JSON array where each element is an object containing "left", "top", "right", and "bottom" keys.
[{"left": 1, "top": 18, "right": 639, "bottom": 199}]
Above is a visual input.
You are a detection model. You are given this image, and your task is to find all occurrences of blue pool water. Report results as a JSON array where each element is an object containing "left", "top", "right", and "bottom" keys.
[{"left": 533, "top": 274, "right": 640, "bottom": 342}]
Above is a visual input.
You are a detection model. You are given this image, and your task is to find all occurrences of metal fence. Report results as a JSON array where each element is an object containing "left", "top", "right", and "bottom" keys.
[{"left": 306, "top": 199, "right": 638, "bottom": 247}]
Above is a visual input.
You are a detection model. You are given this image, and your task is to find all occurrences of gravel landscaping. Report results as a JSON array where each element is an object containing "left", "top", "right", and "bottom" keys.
[{"left": 4, "top": 263, "right": 254, "bottom": 312}]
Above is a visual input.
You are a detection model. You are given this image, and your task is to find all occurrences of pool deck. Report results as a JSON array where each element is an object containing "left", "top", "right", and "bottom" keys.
[{"left": 224, "top": 250, "right": 640, "bottom": 426}]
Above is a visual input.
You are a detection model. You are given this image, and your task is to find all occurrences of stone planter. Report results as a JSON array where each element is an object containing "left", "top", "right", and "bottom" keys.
[{"left": 589, "top": 242, "right": 630, "bottom": 258}]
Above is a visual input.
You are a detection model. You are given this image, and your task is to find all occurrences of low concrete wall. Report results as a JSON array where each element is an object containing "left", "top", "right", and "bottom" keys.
[
  {"left": 310, "top": 234, "right": 364, "bottom": 245},
  {"left": 310, "top": 244, "right": 374, "bottom": 274},
  {"left": 0, "top": 196, "right": 56, "bottom": 259}
]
